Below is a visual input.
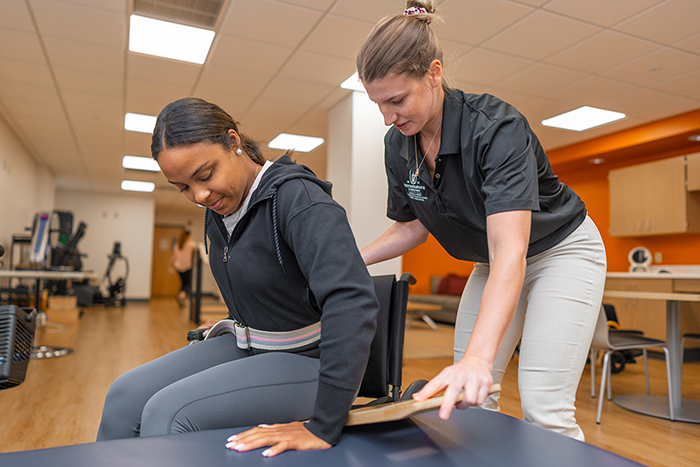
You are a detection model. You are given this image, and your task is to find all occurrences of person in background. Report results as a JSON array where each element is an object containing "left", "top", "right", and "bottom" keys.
[
  {"left": 170, "top": 229, "right": 196, "bottom": 307},
  {"left": 96, "top": 97, "right": 378, "bottom": 457},
  {"left": 356, "top": 0, "right": 606, "bottom": 441}
]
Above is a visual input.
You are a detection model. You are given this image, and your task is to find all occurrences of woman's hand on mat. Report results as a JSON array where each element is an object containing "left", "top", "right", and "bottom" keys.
[
  {"left": 412, "top": 355, "right": 493, "bottom": 420},
  {"left": 225, "top": 421, "right": 331, "bottom": 457}
]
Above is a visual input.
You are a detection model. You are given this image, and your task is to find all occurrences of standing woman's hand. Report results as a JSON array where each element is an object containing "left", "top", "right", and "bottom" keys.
[{"left": 412, "top": 355, "right": 493, "bottom": 420}]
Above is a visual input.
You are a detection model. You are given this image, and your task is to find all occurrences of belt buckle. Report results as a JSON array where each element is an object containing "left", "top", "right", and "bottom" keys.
[{"left": 234, "top": 321, "right": 250, "bottom": 350}]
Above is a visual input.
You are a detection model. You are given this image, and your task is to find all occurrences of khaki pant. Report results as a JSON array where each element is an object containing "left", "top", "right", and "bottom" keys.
[{"left": 455, "top": 216, "right": 606, "bottom": 441}]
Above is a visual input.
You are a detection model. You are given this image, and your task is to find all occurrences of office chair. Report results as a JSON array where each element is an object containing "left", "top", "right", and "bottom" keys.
[{"left": 590, "top": 304, "right": 674, "bottom": 424}]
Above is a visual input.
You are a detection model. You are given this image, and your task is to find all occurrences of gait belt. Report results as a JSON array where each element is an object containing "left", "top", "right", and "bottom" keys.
[{"left": 204, "top": 319, "right": 321, "bottom": 351}]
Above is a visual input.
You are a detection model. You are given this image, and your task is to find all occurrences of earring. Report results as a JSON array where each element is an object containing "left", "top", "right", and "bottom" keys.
[{"left": 236, "top": 148, "right": 242, "bottom": 155}]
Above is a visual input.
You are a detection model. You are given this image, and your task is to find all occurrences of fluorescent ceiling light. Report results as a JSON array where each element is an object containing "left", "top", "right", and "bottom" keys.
[
  {"left": 340, "top": 72, "right": 366, "bottom": 92},
  {"left": 121, "top": 180, "right": 155, "bottom": 193},
  {"left": 122, "top": 155, "right": 160, "bottom": 172},
  {"left": 541, "top": 106, "right": 625, "bottom": 132},
  {"left": 124, "top": 112, "right": 157, "bottom": 134},
  {"left": 268, "top": 133, "right": 325, "bottom": 153},
  {"left": 128, "top": 15, "right": 215, "bottom": 65}
]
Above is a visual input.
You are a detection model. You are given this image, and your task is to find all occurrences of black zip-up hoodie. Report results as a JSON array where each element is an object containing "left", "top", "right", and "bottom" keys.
[{"left": 206, "top": 155, "right": 379, "bottom": 445}]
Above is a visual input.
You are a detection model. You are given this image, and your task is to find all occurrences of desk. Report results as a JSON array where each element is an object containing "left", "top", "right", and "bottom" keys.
[
  {"left": 406, "top": 301, "right": 443, "bottom": 330},
  {"left": 0, "top": 270, "right": 95, "bottom": 359},
  {"left": 0, "top": 408, "right": 642, "bottom": 467},
  {"left": 603, "top": 289, "right": 700, "bottom": 423},
  {"left": 0, "top": 269, "right": 95, "bottom": 311}
]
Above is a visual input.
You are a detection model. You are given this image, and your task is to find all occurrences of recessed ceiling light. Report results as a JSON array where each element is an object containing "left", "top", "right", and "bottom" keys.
[
  {"left": 128, "top": 15, "right": 215, "bottom": 65},
  {"left": 542, "top": 106, "right": 626, "bottom": 132},
  {"left": 121, "top": 180, "right": 155, "bottom": 193},
  {"left": 589, "top": 158, "right": 605, "bottom": 165},
  {"left": 124, "top": 112, "right": 157, "bottom": 134},
  {"left": 340, "top": 72, "right": 366, "bottom": 92},
  {"left": 268, "top": 133, "right": 325, "bottom": 153},
  {"left": 688, "top": 135, "right": 700, "bottom": 142},
  {"left": 122, "top": 155, "right": 160, "bottom": 172}
]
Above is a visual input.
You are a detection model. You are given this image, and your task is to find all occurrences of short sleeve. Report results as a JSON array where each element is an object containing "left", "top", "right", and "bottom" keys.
[
  {"left": 479, "top": 117, "right": 540, "bottom": 217},
  {"left": 384, "top": 131, "right": 417, "bottom": 222}
]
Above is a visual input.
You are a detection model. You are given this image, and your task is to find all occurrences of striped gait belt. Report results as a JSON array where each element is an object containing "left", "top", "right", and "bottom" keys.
[{"left": 204, "top": 319, "right": 321, "bottom": 351}]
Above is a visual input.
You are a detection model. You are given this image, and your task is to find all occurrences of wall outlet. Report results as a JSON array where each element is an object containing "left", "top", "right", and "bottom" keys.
[{"left": 654, "top": 252, "right": 663, "bottom": 263}]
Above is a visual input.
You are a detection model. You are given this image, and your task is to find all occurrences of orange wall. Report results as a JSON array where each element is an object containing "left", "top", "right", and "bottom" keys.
[{"left": 402, "top": 110, "right": 700, "bottom": 294}]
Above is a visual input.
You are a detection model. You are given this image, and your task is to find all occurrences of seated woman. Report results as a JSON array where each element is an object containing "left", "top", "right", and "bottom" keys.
[{"left": 96, "top": 97, "right": 379, "bottom": 457}]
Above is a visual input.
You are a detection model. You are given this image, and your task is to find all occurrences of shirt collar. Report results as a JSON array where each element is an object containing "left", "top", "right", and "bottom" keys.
[{"left": 398, "top": 87, "right": 463, "bottom": 161}]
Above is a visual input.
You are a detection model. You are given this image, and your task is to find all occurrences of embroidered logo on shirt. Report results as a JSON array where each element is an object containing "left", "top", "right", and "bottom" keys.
[{"left": 404, "top": 170, "right": 428, "bottom": 202}]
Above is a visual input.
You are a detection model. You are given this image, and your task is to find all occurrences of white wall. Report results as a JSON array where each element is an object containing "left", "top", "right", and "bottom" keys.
[
  {"left": 55, "top": 189, "right": 155, "bottom": 299},
  {"left": 0, "top": 116, "right": 55, "bottom": 268},
  {"left": 328, "top": 91, "right": 402, "bottom": 277}
]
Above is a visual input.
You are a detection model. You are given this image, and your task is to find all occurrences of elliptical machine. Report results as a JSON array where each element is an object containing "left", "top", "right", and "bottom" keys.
[{"left": 101, "top": 242, "right": 129, "bottom": 307}]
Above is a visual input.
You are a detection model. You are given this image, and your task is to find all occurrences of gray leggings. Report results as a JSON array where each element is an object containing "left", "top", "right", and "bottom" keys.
[{"left": 96, "top": 333, "right": 320, "bottom": 440}]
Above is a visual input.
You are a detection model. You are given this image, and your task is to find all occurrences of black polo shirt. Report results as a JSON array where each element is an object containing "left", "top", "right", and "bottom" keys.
[{"left": 384, "top": 88, "right": 586, "bottom": 263}]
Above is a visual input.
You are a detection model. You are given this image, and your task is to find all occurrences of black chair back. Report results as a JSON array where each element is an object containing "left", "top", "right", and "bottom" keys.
[{"left": 357, "top": 273, "right": 415, "bottom": 401}]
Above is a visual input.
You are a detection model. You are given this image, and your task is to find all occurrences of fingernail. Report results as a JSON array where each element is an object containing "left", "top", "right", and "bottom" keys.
[
  {"left": 262, "top": 449, "right": 271, "bottom": 457},
  {"left": 233, "top": 443, "right": 245, "bottom": 451},
  {"left": 227, "top": 435, "right": 237, "bottom": 442},
  {"left": 225, "top": 442, "right": 235, "bottom": 449},
  {"left": 258, "top": 424, "right": 270, "bottom": 428}
]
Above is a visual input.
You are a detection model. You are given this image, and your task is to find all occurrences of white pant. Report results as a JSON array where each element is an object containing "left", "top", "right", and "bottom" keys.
[{"left": 454, "top": 216, "right": 606, "bottom": 441}]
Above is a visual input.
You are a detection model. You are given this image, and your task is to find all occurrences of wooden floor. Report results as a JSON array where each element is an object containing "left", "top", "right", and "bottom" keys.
[{"left": 1, "top": 298, "right": 700, "bottom": 466}]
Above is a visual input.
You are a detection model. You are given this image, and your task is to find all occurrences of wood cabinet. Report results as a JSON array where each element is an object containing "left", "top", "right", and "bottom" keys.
[{"left": 608, "top": 153, "right": 700, "bottom": 237}]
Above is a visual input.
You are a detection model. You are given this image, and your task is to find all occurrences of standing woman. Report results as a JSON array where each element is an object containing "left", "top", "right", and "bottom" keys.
[
  {"left": 96, "top": 97, "right": 378, "bottom": 457},
  {"left": 170, "top": 229, "right": 196, "bottom": 307},
  {"left": 357, "top": 1, "right": 606, "bottom": 441}
]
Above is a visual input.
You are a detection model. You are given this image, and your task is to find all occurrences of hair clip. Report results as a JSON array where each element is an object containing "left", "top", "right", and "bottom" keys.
[{"left": 403, "top": 6, "right": 429, "bottom": 18}]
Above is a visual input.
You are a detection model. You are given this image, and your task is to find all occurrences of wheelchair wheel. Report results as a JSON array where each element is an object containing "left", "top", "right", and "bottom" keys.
[
  {"left": 400, "top": 379, "right": 429, "bottom": 401},
  {"left": 610, "top": 351, "right": 626, "bottom": 374}
]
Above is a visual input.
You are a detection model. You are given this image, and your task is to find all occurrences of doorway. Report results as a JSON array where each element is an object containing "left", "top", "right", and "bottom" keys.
[{"left": 151, "top": 225, "right": 184, "bottom": 297}]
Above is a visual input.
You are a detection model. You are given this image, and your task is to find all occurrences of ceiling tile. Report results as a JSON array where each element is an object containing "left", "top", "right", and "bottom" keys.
[
  {"left": 547, "top": 30, "right": 659, "bottom": 74},
  {"left": 544, "top": 0, "right": 663, "bottom": 28},
  {"left": 31, "top": 0, "right": 124, "bottom": 48},
  {"left": 331, "top": 0, "right": 396, "bottom": 23},
  {"left": 260, "top": 77, "right": 334, "bottom": 106},
  {"left": 219, "top": 0, "right": 323, "bottom": 47},
  {"left": 301, "top": 14, "right": 372, "bottom": 60},
  {"left": 277, "top": 0, "right": 334, "bottom": 11},
  {"left": 0, "top": 0, "right": 35, "bottom": 32},
  {"left": 600, "top": 88, "right": 687, "bottom": 116},
  {"left": 0, "top": 29, "right": 45, "bottom": 62},
  {"left": 43, "top": 36, "right": 124, "bottom": 75},
  {"left": 674, "top": 33, "right": 700, "bottom": 55},
  {"left": 652, "top": 69, "right": 700, "bottom": 99},
  {"left": 196, "top": 67, "right": 270, "bottom": 97},
  {"left": 126, "top": 78, "right": 192, "bottom": 115},
  {"left": 632, "top": 98, "right": 700, "bottom": 122},
  {"left": 451, "top": 47, "right": 533, "bottom": 86},
  {"left": 207, "top": 35, "right": 293, "bottom": 75},
  {"left": 127, "top": 54, "right": 201, "bottom": 87},
  {"left": 278, "top": 50, "right": 355, "bottom": 86},
  {"left": 53, "top": 67, "right": 123, "bottom": 98},
  {"left": 545, "top": 77, "right": 637, "bottom": 107},
  {"left": 436, "top": 0, "right": 533, "bottom": 45},
  {"left": 615, "top": 0, "right": 700, "bottom": 45},
  {"left": 495, "top": 63, "right": 588, "bottom": 97},
  {"left": 602, "top": 47, "right": 700, "bottom": 86},
  {"left": 483, "top": 10, "right": 601, "bottom": 60},
  {"left": 0, "top": 58, "right": 53, "bottom": 87}
]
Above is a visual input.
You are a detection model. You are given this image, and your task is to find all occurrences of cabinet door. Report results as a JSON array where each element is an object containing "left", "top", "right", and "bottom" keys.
[{"left": 609, "top": 157, "right": 687, "bottom": 236}]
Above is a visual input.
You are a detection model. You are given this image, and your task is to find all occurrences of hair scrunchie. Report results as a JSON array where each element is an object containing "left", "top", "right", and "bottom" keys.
[{"left": 403, "top": 6, "right": 431, "bottom": 23}]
